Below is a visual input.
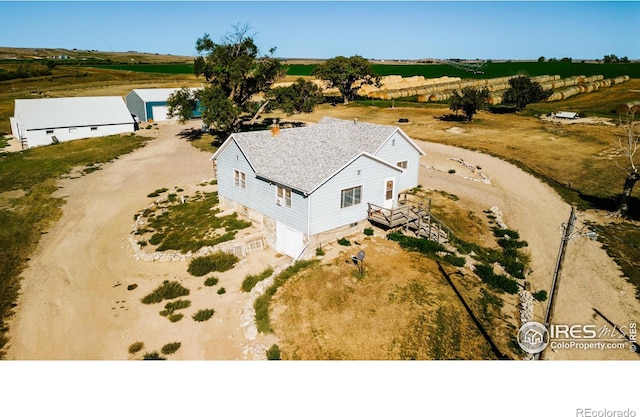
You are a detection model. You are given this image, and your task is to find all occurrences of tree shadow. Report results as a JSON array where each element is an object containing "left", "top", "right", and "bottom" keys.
[
  {"left": 178, "top": 127, "right": 204, "bottom": 142},
  {"left": 578, "top": 192, "right": 640, "bottom": 220},
  {"left": 488, "top": 106, "right": 517, "bottom": 114}
]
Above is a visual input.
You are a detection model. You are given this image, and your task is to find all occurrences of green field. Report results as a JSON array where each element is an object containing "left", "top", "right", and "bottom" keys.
[{"left": 84, "top": 61, "right": 640, "bottom": 79}]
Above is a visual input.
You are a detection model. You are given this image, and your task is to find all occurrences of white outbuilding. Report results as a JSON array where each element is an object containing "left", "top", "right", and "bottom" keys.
[
  {"left": 10, "top": 96, "right": 136, "bottom": 149},
  {"left": 125, "top": 88, "right": 201, "bottom": 122}
]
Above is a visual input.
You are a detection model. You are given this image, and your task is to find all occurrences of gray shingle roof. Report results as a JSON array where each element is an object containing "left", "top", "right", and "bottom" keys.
[{"left": 226, "top": 117, "right": 404, "bottom": 194}]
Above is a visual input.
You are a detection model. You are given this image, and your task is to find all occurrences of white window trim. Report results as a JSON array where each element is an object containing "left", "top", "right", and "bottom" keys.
[
  {"left": 397, "top": 160, "right": 408, "bottom": 169},
  {"left": 340, "top": 185, "right": 363, "bottom": 209},
  {"left": 233, "top": 169, "right": 246, "bottom": 190},
  {"left": 275, "top": 185, "right": 292, "bottom": 208}
]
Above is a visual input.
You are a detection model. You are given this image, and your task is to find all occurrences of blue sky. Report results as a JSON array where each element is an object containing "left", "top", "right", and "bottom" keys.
[{"left": 1, "top": 1, "right": 639, "bottom": 60}]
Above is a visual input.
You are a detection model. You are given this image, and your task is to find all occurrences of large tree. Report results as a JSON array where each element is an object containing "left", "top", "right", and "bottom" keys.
[
  {"left": 502, "top": 76, "right": 551, "bottom": 111},
  {"left": 267, "top": 78, "right": 323, "bottom": 115},
  {"left": 612, "top": 112, "right": 640, "bottom": 217},
  {"left": 311, "top": 55, "right": 378, "bottom": 104},
  {"left": 449, "top": 87, "right": 489, "bottom": 122},
  {"left": 168, "top": 25, "right": 284, "bottom": 136}
]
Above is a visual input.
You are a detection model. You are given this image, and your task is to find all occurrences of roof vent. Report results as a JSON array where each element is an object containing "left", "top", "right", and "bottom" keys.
[{"left": 270, "top": 122, "right": 280, "bottom": 136}]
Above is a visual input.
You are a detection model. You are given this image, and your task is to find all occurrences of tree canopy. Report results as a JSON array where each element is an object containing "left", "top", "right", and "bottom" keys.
[
  {"left": 502, "top": 76, "right": 551, "bottom": 111},
  {"left": 168, "top": 25, "right": 284, "bottom": 137},
  {"left": 449, "top": 87, "right": 489, "bottom": 122},
  {"left": 311, "top": 55, "right": 378, "bottom": 104},
  {"left": 267, "top": 78, "right": 324, "bottom": 116}
]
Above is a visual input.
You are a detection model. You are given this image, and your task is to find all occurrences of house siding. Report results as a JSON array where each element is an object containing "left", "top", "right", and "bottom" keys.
[
  {"left": 374, "top": 130, "right": 422, "bottom": 192},
  {"left": 22, "top": 123, "right": 134, "bottom": 148},
  {"left": 309, "top": 155, "right": 400, "bottom": 235},
  {"left": 216, "top": 140, "right": 308, "bottom": 233}
]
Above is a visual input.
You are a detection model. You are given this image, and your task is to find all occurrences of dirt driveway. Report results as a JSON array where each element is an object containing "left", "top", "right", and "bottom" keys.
[{"left": 5, "top": 120, "right": 638, "bottom": 360}]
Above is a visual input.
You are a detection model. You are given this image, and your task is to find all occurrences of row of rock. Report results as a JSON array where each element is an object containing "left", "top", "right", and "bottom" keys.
[{"left": 519, "top": 289, "right": 535, "bottom": 325}]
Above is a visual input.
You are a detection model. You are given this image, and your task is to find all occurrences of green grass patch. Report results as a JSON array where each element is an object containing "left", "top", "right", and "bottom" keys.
[
  {"left": 241, "top": 267, "right": 274, "bottom": 292},
  {"left": 474, "top": 264, "right": 520, "bottom": 295},
  {"left": 337, "top": 237, "right": 351, "bottom": 246},
  {"left": 266, "top": 344, "right": 281, "bottom": 360},
  {"left": 0, "top": 134, "right": 150, "bottom": 357},
  {"left": 137, "top": 191, "right": 251, "bottom": 253},
  {"left": 147, "top": 187, "right": 168, "bottom": 198},
  {"left": 187, "top": 251, "right": 239, "bottom": 276},
  {"left": 363, "top": 227, "right": 374, "bottom": 236},
  {"left": 596, "top": 222, "right": 640, "bottom": 300},
  {"left": 141, "top": 280, "right": 190, "bottom": 304},
  {"left": 168, "top": 314, "right": 184, "bottom": 323},
  {"left": 192, "top": 308, "right": 215, "bottom": 322},
  {"left": 255, "top": 260, "right": 318, "bottom": 334}
]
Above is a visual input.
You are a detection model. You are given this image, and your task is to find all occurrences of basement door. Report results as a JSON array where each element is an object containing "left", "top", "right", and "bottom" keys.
[
  {"left": 276, "top": 222, "right": 306, "bottom": 259},
  {"left": 383, "top": 177, "right": 395, "bottom": 209}
]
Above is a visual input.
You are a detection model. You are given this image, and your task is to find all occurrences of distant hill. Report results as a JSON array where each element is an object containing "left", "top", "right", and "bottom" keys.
[{"left": 0, "top": 47, "right": 192, "bottom": 64}]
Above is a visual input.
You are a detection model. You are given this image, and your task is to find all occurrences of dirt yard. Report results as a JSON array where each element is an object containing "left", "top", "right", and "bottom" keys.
[{"left": 4, "top": 116, "right": 639, "bottom": 360}]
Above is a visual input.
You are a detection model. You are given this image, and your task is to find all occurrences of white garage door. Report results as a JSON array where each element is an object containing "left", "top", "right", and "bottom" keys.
[
  {"left": 276, "top": 222, "right": 306, "bottom": 259},
  {"left": 151, "top": 105, "right": 170, "bottom": 121}
]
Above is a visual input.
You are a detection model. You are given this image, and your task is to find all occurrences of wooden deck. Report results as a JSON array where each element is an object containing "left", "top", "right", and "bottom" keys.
[{"left": 367, "top": 194, "right": 451, "bottom": 243}]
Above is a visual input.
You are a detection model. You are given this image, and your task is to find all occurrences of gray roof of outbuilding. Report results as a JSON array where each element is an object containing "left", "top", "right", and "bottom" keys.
[
  {"left": 217, "top": 117, "right": 421, "bottom": 194},
  {"left": 14, "top": 96, "right": 134, "bottom": 130}
]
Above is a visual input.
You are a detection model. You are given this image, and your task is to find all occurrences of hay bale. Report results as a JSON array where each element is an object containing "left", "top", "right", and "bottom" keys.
[{"left": 616, "top": 101, "right": 640, "bottom": 114}]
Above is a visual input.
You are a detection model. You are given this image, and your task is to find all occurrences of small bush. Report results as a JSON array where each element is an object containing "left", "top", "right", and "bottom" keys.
[
  {"left": 448, "top": 169, "right": 456, "bottom": 174},
  {"left": 443, "top": 254, "right": 466, "bottom": 267},
  {"left": 337, "top": 237, "right": 351, "bottom": 246},
  {"left": 363, "top": 227, "right": 374, "bottom": 236},
  {"left": 161, "top": 342, "right": 182, "bottom": 355},
  {"left": 160, "top": 299, "right": 191, "bottom": 317},
  {"left": 147, "top": 188, "right": 168, "bottom": 198},
  {"left": 266, "top": 344, "right": 281, "bottom": 360},
  {"left": 315, "top": 247, "right": 325, "bottom": 256},
  {"left": 193, "top": 308, "right": 215, "bottom": 322},
  {"left": 241, "top": 267, "right": 274, "bottom": 292},
  {"left": 142, "top": 351, "right": 166, "bottom": 360},
  {"left": 187, "top": 251, "right": 239, "bottom": 276},
  {"left": 533, "top": 290, "right": 548, "bottom": 302},
  {"left": 168, "top": 314, "right": 184, "bottom": 322},
  {"left": 204, "top": 276, "right": 219, "bottom": 287},
  {"left": 148, "top": 233, "right": 165, "bottom": 246},
  {"left": 217, "top": 287, "right": 226, "bottom": 295},
  {"left": 474, "top": 264, "right": 519, "bottom": 294},
  {"left": 128, "top": 342, "right": 144, "bottom": 354},
  {"left": 141, "top": 280, "right": 190, "bottom": 304}
]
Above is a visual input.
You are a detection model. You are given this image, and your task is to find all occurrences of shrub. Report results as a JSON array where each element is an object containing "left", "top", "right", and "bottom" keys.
[
  {"left": 315, "top": 247, "right": 325, "bottom": 256},
  {"left": 147, "top": 188, "right": 168, "bottom": 198},
  {"left": 148, "top": 233, "right": 165, "bottom": 246},
  {"left": 241, "top": 267, "right": 274, "bottom": 292},
  {"left": 142, "top": 351, "right": 166, "bottom": 360},
  {"left": 474, "top": 264, "right": 519, "bottom": 294},
  {"left": 337, "top": 237, "right": 351, "bottom": 246},
  {"left": 443, "top": 254, "right": 466, "bottom": 267},
  {"left": 168, "top": 314, "right": 184, "bottom": 322},
  {"left": 266, "top": 344, "right": 281, "bottom": 360},
  {"left": 204, "top": 276, "right": 219, "bottom": 287},
  {"left": 187, "top": 251, "right": 239, "bottom": 276},
  {"left": 161, "top": 342, "right": 181, "bottom": 355},
  {"left": 192, "top": 308, "right": 215, "bottom": 322},
  {"left": 141, "top": 280, "right": 190, "bottom": 304},
  {"left": 533, "top": 290, "right": 548, "bottom": 302},
  {"left": 448, "top": 169, "right": 456, "bottom": 174},
  {"left": 159, "top": 299, "right": 191, "bottom": 317},
  {"left": 128, "top": 342, "right": 144, "bottom": 354},
  {"left": 363, "top": 227, "right": 374, "bottom": 236},
  {"left": 217, "top": 287, "right": 226, "bottom": 295}
]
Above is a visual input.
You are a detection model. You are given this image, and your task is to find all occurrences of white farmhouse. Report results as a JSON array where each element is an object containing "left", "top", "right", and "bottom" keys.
[
  {"left": 211, "top": 117, "right": 425, "bottom": 259},
  {"left": 10, "top": 96, "right": 135, "bottom": 149}
]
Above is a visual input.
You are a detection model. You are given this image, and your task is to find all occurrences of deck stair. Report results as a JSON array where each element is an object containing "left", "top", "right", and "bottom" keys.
[{"left": 367, "top": 193, "right": 452, "bottom": 243}]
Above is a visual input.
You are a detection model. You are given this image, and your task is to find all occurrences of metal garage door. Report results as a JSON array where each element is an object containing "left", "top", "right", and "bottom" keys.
[{"left": 151, "top": 105, "right": 170, "bottom": 121}]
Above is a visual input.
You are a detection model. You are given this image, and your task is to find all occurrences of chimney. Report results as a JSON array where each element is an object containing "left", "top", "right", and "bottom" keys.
[{"left": 270, "top": 121, "right": 280, "bottom": 136}]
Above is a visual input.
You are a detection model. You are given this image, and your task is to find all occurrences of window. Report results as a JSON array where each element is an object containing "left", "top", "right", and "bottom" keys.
[
  {"left": 91, "top": 127, "right": 98, "bottom": 131},
  {"left": 276, "top": 185, "right": 292, "bottom": 208},
  {"left": 397, "top": 161, "right": 408, "bottom": 169},
  {"left": 385, "top": 180, "right": 394, "bottom": 200},
  {"left": 233, "top": 169, "right": 246, "bottom": 189},
  {"left": 341, "top": 186, "right": 362, "bottom": 208},
  {"left": 46, "top": 130, "right": 54, "bottom": 135}
]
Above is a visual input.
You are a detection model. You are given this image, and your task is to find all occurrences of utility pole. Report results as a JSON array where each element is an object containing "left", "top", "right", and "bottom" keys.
[{"left": 537, "top": 206, "right": 577, "bottom": 360}]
